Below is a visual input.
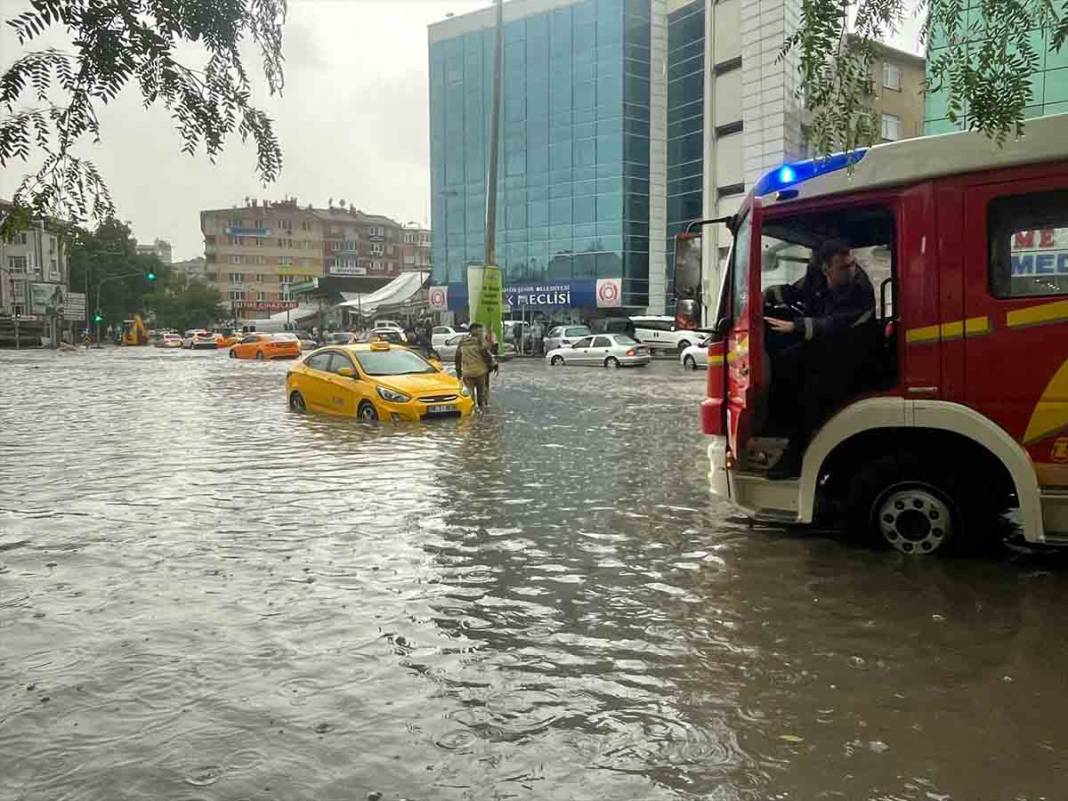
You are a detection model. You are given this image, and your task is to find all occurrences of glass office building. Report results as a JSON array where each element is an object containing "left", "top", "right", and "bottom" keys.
[
  {"left": 429, "top": 0, "right": 655, "bottom": 315},
  {"left": 924, "top": 2, "right": 1068, "bottom": 134},
  {"left": 428, "top": 0, "right": 807, "bottom": 319}
]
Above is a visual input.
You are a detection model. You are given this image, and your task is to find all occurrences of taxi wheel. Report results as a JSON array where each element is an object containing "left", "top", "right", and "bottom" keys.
[
  {"left": 550, "top": 355, "right": 564, "bottom": 366},
  {"left": 604, "top": 357, "right": 620, "bottom": 369},
  {"left": 289, "top": 391, "right": 306, "bottom": 412},
  {"left": 357, "top": 401, "right": 379, "bottom": 422},
  {"left": 229, "top": 349, "right": 236, "bottom": 359},
  {"left": 256, "top": 351, "right": 265, "bottom": 360}
]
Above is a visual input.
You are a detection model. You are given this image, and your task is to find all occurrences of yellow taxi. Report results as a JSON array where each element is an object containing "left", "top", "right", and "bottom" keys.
[{"left": 286, "top": 342, "right": 475, "bottom": 422}]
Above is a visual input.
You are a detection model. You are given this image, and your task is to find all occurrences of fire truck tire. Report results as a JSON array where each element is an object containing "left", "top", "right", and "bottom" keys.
[{"left": 844, "top": 454, "right": 998, "bottom": 556}]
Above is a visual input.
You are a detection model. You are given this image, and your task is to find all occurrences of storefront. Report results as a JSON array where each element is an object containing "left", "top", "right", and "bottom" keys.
[{"left": 428, "top": 277, "right": 629, "bottom": 324}]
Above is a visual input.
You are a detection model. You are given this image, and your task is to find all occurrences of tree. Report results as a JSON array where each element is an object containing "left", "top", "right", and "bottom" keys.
[
  {"left": 146, "top": 271, "right": 225, "bottom": 331},
  {"left": 68, "top": 218, "right": 167, "bottom": 326},
  {"left": 785, "top": 0, "right": 1068, "bottom": 157},
  {"left": 0, "top": 0, "right": 286, "bottom": 238}
]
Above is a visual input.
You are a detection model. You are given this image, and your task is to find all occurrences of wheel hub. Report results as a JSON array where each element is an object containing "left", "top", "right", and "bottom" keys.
[{"left": 876, "top": 487, "right": 951, "bottom": 555}]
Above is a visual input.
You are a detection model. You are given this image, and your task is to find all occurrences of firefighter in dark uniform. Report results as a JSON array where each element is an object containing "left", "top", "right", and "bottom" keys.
[{"left": 763, "top": 239, "right": 877, "bottom": 479}]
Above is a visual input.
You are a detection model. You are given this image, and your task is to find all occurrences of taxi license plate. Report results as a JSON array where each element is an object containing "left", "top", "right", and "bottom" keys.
[{"left": 426, "top": 404, "right": 453, "bottom": 415}]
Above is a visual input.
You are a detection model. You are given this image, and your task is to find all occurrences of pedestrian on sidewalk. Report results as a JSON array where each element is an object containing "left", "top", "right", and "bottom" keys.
[{"left": 455, "top": 323, "right": 498, "bottom": 411}]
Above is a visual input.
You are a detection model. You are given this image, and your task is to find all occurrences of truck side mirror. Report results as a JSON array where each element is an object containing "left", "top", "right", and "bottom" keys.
[{"left": 673, "top": 232, "right": 702, "bottom": 328}]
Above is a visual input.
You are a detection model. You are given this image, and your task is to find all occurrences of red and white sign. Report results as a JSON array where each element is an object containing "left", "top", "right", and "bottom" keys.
[
  {"left": 428, "top": 285, "right": 448, "bottom": 312},
  {"left": 595, "top": 278, "right": 622, "bottom": 308},
  {"left": 233, "top": 300, "right": 299, "bottom": 312}
]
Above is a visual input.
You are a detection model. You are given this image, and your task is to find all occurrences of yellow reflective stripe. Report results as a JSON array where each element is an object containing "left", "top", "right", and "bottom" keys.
[
  {"left": 906, "top": 316, "right": 991, "bottom": 345},
  {"left": 1006, "top": 299, "right": 1068, "bottom": 330},
  {"left": 708, "top": 354, "right": 724, "bottom": 366}
]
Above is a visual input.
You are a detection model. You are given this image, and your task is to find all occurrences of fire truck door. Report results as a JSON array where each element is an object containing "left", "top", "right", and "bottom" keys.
[{"left": 962, "top": 177, "right": 1068, "bottom": 488}]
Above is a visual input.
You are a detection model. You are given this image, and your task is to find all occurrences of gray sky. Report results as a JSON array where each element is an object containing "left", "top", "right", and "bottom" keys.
[{"left": 1, "top": 0, "right": 921, "bottom": 261}]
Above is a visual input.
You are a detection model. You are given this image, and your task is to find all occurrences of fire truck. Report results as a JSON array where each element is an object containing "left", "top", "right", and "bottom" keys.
[{"left": 674, "top": 114, "right": 1068, "bottom": 555}]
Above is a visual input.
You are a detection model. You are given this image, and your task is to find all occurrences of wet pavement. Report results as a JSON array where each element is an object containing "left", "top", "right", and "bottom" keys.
[{"left": 1, "top": 346, "right": 1067, "bottom": 801}]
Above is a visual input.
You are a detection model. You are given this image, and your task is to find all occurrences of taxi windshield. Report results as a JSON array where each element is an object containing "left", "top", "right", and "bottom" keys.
[{"left": 355, "top": 349, "right": 435, "bottom": 376}]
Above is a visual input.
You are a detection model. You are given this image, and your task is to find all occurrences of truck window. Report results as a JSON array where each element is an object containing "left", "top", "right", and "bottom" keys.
[
  {"left": 730, "top": 213, "right": 752, "bottom": 319},
  {"left": 989, "top": 189, "right": 1068, "bottom": 298},
  {"left": 761, "top": 205, "right": 895, "bottom": 318}
]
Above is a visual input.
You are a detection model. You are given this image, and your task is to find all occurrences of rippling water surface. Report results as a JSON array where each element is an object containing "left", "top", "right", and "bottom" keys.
[{"left": 2, "top": 347, "right": 1067, "bottom": 800}]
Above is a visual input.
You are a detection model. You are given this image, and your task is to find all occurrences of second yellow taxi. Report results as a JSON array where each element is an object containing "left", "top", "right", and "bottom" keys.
[{"left": 286, "top": 342, "right": 475, "bottom": 421}]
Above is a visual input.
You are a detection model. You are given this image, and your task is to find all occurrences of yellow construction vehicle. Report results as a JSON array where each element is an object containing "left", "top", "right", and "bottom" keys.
[{"left": 121, "top": 315, "right": 149, "bottom": 346}]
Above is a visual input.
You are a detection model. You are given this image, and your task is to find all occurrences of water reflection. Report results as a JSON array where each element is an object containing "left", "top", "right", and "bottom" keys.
[{"left": 0, "top": 348, "right": 1066, "bottom": 800}]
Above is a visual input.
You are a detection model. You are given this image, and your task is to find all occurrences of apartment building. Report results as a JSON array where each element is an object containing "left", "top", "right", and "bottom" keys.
[
  {"left": 135, "top": 238, "right": 173, "bottom": 264},
  {"left": 852, "top": 36, "right": 925, "bottom": 143},
  {"left": 1, "top": 201, "right": 71, "bottom": 344},
  {"left": 201, "top": 199, "right": 324, "bottom": 319},
  {"left": 401, "top": 225, "right": 433, "bottom": 271},
  {"left": 316, "top": 208, "right": 407, "bottom": 278}
]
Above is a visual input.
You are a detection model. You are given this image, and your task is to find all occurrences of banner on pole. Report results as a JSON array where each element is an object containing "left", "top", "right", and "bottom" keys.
[{"left": 467, "top": 265, "right": 503, "bottom": 348}]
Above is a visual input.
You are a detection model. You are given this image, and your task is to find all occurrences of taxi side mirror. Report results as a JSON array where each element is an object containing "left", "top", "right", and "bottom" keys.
[{"left": 336, "top": 367, "right": 355, "bottom": 378}]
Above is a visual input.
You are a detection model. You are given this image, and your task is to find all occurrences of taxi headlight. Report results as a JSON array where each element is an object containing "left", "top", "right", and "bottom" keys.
[
  {"left": 376, "top": 386, "right": 411, "bottom": 403},
  {"left": 459, "top": 385, "right": 470, "bottom": 397}
]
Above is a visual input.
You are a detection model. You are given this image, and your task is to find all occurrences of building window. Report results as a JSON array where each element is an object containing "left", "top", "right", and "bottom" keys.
[
  {"left": 368, "top": 225, "right": 385, "bottom": 238},
  {"left": 989, "top": 189, "right": 1068, "bottom": 298},
  {"left": 228, "top": 272, "right": 244, "bottom": 283},
  {"left": 7, "top": 256, "right": 28, "bottom": 273},
  {"left": 229, "top": 255, "right": 242, "bottom": 265},
  {"left": 881, "top": 113, "right": 902, "bottom": 141},
  {"left": 300, "top": 220, "right": 310, "bottom": 231},
  {"left": 370, "top": 242, "right": 384, "bottom": 256},
  {"left": 279, "top": 274, "right": 294, "bottom": 284},
  {"left": 254, "top": 273, "right": 266, "bottom": 283},
  {"left": 278, "top": 256, "right": 293, "bottom": 265},
  {"left": 882, "top": 62, "right": 902, "bottom": 92},
  {"left": 228, "top": 289, "right": 245, "bottom": 301}
]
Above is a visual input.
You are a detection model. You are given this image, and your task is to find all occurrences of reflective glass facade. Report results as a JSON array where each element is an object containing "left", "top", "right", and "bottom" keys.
[
  {"left": 429, "top": 0, "right": 653, "bottom": 309},
  {"left": 665, "top": 0, "right": 704, "bottom": 295},
  {"left": 925, "top": 1, "right": 1068, "bottom": 134}
]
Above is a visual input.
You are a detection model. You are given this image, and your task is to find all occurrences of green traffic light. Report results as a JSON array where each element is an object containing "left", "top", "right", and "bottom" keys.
[
  {"left": 93, "top": 313, "right": 103, "bottom": 322},
  {"left": 146, "top": 272, "right": 157, "bottom": 281}
]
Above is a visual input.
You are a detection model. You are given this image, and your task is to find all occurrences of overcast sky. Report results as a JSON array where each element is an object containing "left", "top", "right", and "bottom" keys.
[{"left": 1, "top": 0, "right": 922, "bottom": 262}]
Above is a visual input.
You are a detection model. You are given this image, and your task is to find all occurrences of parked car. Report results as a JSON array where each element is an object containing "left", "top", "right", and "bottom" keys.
[
  {"left": 545, "top": 334, "right": 651, "bottom": 368},
  {"left": 680, "top": 337, "right": 712, "bottom": 370},
  {"left": 286, "top": 342, "right": 475, "bottom": 421},
  {"left": 293, "top": 331, "right": 318, "bottom": 351},
  {"left": 543, "top": 324, "right": 592, "bottom": 352},
  {"left": 372, "top": 319, "right": 403, "bottom": 333},
  {"left": 229, "top": 332, "right": 302, "bottom": 360},
  {"left": 431, "top": 325, "right": 458, "bottom": 348},
  {"left": 630, "top": 315, "right": 705, "bottom": 353},
  {"left": 436, "top": 333, "right": 466, "bottom": 362},
  {"left": 364, "top": 329, "right": 407, "bottom": 345}
]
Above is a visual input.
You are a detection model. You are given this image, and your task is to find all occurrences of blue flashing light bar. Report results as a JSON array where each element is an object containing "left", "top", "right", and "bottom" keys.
[{"left": 752, "top": 150, "right": 868, "bottom": 198}]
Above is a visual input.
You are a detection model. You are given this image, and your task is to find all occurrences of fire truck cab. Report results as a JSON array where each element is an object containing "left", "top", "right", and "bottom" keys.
[{"left": 678, "top": 115, "right": 1068, "bottom": 555}]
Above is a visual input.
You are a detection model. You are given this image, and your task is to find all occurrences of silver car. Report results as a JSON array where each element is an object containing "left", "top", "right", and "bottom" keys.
[
  {"left": 437, "top": 333, "right": 466, "bottom": 361},
  {"left": 543, "top": 324, "right": 591, "bottom": 352},
  {"left": 545, "top": 334, "right": 651, "bottom": 368}
]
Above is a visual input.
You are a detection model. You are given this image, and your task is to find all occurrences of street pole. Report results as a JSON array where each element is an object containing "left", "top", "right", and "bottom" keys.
[{"left": 485, "top": 0, "right": 503, "bottom": 269}]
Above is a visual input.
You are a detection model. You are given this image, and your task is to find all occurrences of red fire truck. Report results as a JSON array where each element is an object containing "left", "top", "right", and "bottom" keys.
[{"left": 675, "top": 114, "right": 1068, "bottom": 555}]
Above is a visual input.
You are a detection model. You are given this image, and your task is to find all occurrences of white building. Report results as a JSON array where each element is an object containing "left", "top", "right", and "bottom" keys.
[
  {"left": 136, "top": 238, "right": 173, "bottom": 264},
  {"left": 0, "top": 206, "right": 71, "bottom": 345}
]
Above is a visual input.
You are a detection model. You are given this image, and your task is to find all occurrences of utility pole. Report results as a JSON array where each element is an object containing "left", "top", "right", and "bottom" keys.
[{"left": 485, "top": 0, "right": 504, "bottom": 268}]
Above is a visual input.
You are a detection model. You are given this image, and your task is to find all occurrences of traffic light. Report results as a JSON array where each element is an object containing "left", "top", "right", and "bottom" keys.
[
  {"left": 93, "top": 311, "right": 104, "bottom": 323},
  {"left": 146, "top": 271, "right": 157, "bottom": 282}
]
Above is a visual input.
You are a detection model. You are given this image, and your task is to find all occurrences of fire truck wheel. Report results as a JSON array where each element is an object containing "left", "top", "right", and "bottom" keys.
[{"left": 845, "top": 454, "right": 996, "bottom": 556}]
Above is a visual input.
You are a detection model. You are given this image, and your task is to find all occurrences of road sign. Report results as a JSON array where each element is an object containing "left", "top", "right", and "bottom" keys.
[{"left": 64, "top": 292, "right": 87, "bottom": 321}]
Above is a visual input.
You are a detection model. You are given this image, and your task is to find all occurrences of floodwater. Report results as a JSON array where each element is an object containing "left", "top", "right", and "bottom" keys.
[{"left": 1, "top": 347, "right": 1066, "bottom": 801}]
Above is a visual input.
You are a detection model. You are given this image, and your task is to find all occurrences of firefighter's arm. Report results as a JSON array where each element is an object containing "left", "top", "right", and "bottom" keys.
[{"left": 800, "top": 288, "right": 876, "bottom": 340}]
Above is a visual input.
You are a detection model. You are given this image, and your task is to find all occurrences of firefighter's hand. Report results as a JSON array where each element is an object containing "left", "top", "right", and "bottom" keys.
[
  {"left": 766, "top": 317, "right": 797, "bottom": 333},
  {"left": 492, "top": 363, "right": 500, "bottom": 376}
]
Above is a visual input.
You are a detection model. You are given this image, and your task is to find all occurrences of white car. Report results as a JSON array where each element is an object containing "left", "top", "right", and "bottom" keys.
[
  {"left": 680, "top": 337, "right": 712, "bottom": 370},
  {"left": 543, "top": 325, "right": 592, "bottom": 352},
  {"left": 436, "top": 333, "right": 466, "bottom": 361},
  {"left": 431, "top": 325, "right": 458, "bottom": 348},
  {"left": 631, "top": 315, "right": 705, "bottom": 353},
  {"left": 182, "top": 330, "right": 220, "bottom": 349},
  {"left": 373, "top": 319, "right": 403, "bottom": 332},
  {"left": 545, "top": 334, "right": 651, "bottom": 368}
]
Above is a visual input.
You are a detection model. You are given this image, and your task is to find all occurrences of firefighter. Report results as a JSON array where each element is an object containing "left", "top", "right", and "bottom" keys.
[{"left": 763, "top": 239, "right": 877, "bottom": 480}]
